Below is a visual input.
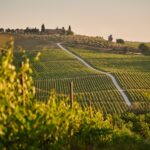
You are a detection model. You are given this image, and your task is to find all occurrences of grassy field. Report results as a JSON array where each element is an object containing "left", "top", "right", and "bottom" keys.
[{"left": 67, "top": 46, "right": 150, "bottom": 110}]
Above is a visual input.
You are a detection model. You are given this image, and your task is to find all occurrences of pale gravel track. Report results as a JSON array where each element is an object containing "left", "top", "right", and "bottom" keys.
[{"left": 57, "top": 43, "right": 131, "bottom": 106}]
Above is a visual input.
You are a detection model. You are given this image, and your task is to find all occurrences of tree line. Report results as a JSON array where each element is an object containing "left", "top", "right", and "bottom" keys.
[{"left": 0, "top": 24, "right": 74, "bottom": 35}]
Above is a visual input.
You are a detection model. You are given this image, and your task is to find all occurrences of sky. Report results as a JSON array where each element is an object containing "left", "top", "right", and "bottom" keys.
[{"left": 0, "top": 0, "right": 150, "bottom": 42}]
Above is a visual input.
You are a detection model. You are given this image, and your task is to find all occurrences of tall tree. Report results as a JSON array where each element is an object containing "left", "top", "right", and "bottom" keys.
[
  {"left": 116, "top": 39, "right": 125, "bottom": 44},
  {"left": 67, "top": 25, "right": 74, "bottom": 35},
  {"left": 108, "top": 35, "right": 113, "bottom": 42},
  {"left": 41, "top": 24, "right": 45, "bottom": 33},
  {"left": 0, "top": 28, "right": 4, "bottom": 33},
  {"left": 139, "top": 43, "right": 149, "bottom": 53},
  {"left": 62, "top": 27, "right": 66, "bottom": 35},
  {"left": 68, "top": 25, "right": 71, "bottom": 32}
]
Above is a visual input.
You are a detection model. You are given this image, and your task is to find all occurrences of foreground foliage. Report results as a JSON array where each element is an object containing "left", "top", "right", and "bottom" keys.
[{"left": 0, "top": 44, "right": 150, "bottom": 150}]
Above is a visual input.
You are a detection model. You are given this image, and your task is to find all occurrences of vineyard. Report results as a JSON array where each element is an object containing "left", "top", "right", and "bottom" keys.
[
  {"left": 10, "top": 35, "right": 134, "bottom": 114},
  {"left": 13, "top": 45, "right": 129, "bottom": 114},
  {"left": 34, "top": 75, "right": 128, "bottom": 114},
  {"left": 1, "top": 0, "right": 150, "bottom": 147},
  {"left": 11, "top": 35, "right": 150, "bottom": 113},
  {"left": 1, "top": 44, "right": 150, "bottom": 149},
  {"left": 66, "top": 46, "right": 150, "bottom": 111},
  {"left": 1, "top": 33, "right": 150, "bottom": 149},
  {"left": 0, "top": 34, "right": 143, "bottom": 114},
  {"left": 14, "top": 47, "right": 97, "bottom": 79}
]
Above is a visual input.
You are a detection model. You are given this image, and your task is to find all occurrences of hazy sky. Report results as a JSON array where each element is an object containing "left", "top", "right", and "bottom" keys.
[{"left": 0, "top": 0, "right": 150, "bottom": 42}]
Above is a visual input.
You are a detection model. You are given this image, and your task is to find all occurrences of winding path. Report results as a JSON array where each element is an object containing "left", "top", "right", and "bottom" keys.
[{"left": 57, "top": 43, "right": 131, "bottom": 106}]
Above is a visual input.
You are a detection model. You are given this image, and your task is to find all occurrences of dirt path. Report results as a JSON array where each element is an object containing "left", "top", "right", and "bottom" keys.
[{"left": 57, "top": 43, "right": 131, "bottom": 106}]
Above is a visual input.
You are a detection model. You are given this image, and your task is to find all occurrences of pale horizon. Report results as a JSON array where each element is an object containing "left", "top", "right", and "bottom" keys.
[{"left": 0, "top": 0, "right": 150, "bottom": 42}]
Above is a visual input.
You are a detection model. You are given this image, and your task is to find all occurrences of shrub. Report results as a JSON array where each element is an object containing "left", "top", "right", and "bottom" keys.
[
  {"left": 116, "top": 39, "right": 125, "bottom": 44},
  {"left": 138, "top": 43, "right": 149, "bottom": 53},
  {"left": 108, "top": 35, "right": 113, "bottom": 42}
]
